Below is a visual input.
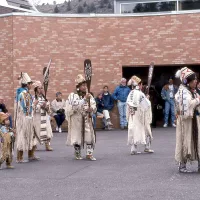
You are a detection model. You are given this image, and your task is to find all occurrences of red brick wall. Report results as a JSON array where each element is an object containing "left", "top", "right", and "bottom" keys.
[
  {"left": 0, "top": 16, "right": 13, "bottom": 113},
  {"left": 1, "top": 13, "right": 200, "bottom": 127}
]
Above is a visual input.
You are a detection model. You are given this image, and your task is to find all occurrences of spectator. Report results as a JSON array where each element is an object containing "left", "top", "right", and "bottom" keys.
[
  {"left": 95, "top": 93, "right": 113, "bottom": 130},
  {"left": 112, "top": 78, "right": 131, "bottom": 129},
  {"left": 0, "top": 97, "right": 12, "bottom": 128},
  {"left": 197, "top": 81, "right": 200, "bottom": 95},
  {"left": 161, "top": 78, "right": 177, "bottom": 128},
  {"left": 102, "top": 85, "right": 114, "bottom": 111},
  {"left": 51, "top": 92, "right": 66, "bottom": 133}
]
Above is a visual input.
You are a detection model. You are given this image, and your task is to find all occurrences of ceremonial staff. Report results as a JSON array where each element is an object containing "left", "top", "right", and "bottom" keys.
[
  {"left": 43, "top": 59, "right": 52, "bottom": 100},
  {"left": 84, "top": 59, "right": 92, "bottom": 109},
  {"left": 146, "top": 62, "right": 154, "bottom": 95},
  {"left": 82, "top": 59, "right": 96, "bottom": 146}
]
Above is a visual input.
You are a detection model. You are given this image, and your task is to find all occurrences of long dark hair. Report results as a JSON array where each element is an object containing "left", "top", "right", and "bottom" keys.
[
  {"left": 21, "top": 83, "right": 27, "bottom": 88},
  {"left": 34, "top": 87, "right": 47, "bottom": 101}
]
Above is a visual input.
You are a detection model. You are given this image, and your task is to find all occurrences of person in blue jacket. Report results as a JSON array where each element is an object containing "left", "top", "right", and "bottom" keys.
[
  {"left": 112, "top": 78, "right": 131, "bottom": 129},
  {"left": 161, "top": 78, "right": 178, "bottom": 128}
]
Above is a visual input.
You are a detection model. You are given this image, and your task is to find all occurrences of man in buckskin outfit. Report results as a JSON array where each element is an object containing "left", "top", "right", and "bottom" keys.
[{"left": 66, "top": 74, "right": 97, "bottom": 161}]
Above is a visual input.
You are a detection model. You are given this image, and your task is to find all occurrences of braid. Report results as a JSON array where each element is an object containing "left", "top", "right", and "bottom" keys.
[
  {"left": 34, "top": 88, "right": 38, "bottom": 100},
  {"left": 42, "top": 94, "right": 48, "bottom": 102}
]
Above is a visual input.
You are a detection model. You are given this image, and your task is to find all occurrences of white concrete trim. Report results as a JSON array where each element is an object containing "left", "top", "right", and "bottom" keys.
[
  {"left": 0, "top": 13, "right": 12, "bottom": 17},
  {"left": 1, "top": 9, "right": 200, "bottom": 18}
]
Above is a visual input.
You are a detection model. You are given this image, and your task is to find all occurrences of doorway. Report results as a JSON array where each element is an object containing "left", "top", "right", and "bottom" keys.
[
  {"left": 122, "top": 64, "right": 200, "bottom": 126},
  {"left": 123, "top": 64, "right": 200, "bottom": 93}
]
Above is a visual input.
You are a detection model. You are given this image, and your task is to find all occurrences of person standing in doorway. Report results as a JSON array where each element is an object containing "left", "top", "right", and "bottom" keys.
[
  {"left": 161, "top": 78, "right": 177, "bottom": 128},
  {"left": 112, "top": 78, "right": 131, "bottom": 129}
]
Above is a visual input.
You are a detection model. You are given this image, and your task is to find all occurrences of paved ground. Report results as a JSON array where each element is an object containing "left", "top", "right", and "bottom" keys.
[{"left": 1, "top": 128, "right": 200, "bottom": 200}]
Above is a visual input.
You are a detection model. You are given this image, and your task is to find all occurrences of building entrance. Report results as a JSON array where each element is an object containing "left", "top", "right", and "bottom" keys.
[
  {"left": 123, "top": 64, "right": 200, "bottom": 92},
  {"left": 122, "top": 64, "right": 200, "bottom": 126}
]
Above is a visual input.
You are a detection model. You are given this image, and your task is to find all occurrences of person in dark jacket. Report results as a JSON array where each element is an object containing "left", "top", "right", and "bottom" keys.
[
  {"left": 0, "top": 97, "right": 12, "bottom": 128},
  {"left": 112, "top": 78, "right": 131, "bottom": 129},
  {"left": 95, "top": 93, "right": 113, "bottom": 130},
  {"left": 102, "top": 86, "right": 114, "bottom": 111}
]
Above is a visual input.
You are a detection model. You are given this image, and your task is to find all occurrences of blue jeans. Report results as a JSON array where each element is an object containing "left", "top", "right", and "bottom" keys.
[
  {"left": 117, "top": 101, "right": 127, "bottom": 127},
  {"left": 93, "top": 113, "right": 106, "bottom": 129},
  {"left": 54, "top": 114, "right": 65, "bottom": 128},
  {"left": 92, "top": 114, "right": 96, "bottom": 129},
  {"left": 164, "top": 99, "right": 175, "bottom": 125}
]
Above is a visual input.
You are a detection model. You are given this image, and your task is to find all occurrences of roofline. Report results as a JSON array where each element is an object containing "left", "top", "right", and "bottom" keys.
[
  {"left": 1, "top": 9, "right": 200, "bottom": 18},
  {"left": 0, "top": 4, "right": 39, "bottom": 13}
]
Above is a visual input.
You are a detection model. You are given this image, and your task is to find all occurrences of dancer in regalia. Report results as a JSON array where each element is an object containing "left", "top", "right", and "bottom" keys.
[
  {"left": 0, "top": 112, "right": 15, "bottom": 169},
  {"left": 126, "top": 76, "right": 154, "bottom": 155},
  {"left": 32, "top": 81, "right": 53, "bottom": 151},
  {"left": 66, "top": 74, "right": 97, "bottom": 161},
  {"left": 15, "top": 73, "right": 39, "bottom": 163},
  {"left": 175, "top": 67, "right": 200, "bottom": 173}
]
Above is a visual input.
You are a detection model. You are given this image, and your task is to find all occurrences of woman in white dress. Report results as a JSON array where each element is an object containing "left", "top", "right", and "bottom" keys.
[
  {"left": 126, "top": 75, "right": 154, "bottom": 155},
  {"left": 32, "top": 81, "right": 53, "bottom": 151}
]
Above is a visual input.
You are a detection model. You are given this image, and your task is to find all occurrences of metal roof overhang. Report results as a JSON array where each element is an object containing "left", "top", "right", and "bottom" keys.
[
  {"left": 0, "top": 5, "right": 38, "bottom": 13},
  {"left": 0, "top": 0, "right": 39, "bottom": 13}
]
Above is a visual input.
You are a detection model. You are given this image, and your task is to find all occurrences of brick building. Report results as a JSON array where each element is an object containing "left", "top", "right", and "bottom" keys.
[{"left": 0, "top": 10, "right": 200, "bottom": 127}]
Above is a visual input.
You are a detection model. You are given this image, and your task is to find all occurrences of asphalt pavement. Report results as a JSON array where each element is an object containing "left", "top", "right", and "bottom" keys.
[{"left": 1, "top": 128, "right": 200, "bottom": 200}]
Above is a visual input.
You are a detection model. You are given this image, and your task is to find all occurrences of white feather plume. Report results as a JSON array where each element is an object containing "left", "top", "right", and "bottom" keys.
[
  {"left": 175, "top": 70, "right": 181, "bottom": 78},
  {"left": 127, "top": 79, "right": 132, "bottom": 86},
  {"left": 132, "top": 80, "right": 138, "bottom": 86}
]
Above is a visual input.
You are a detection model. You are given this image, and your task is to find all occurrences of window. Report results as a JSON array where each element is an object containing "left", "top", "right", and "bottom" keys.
[
  {"left": 121, "top": 1, "right": 177, "bottom": 14},
  {"left": 179, "top": 0, "right": 200, "bottom": 11}
]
